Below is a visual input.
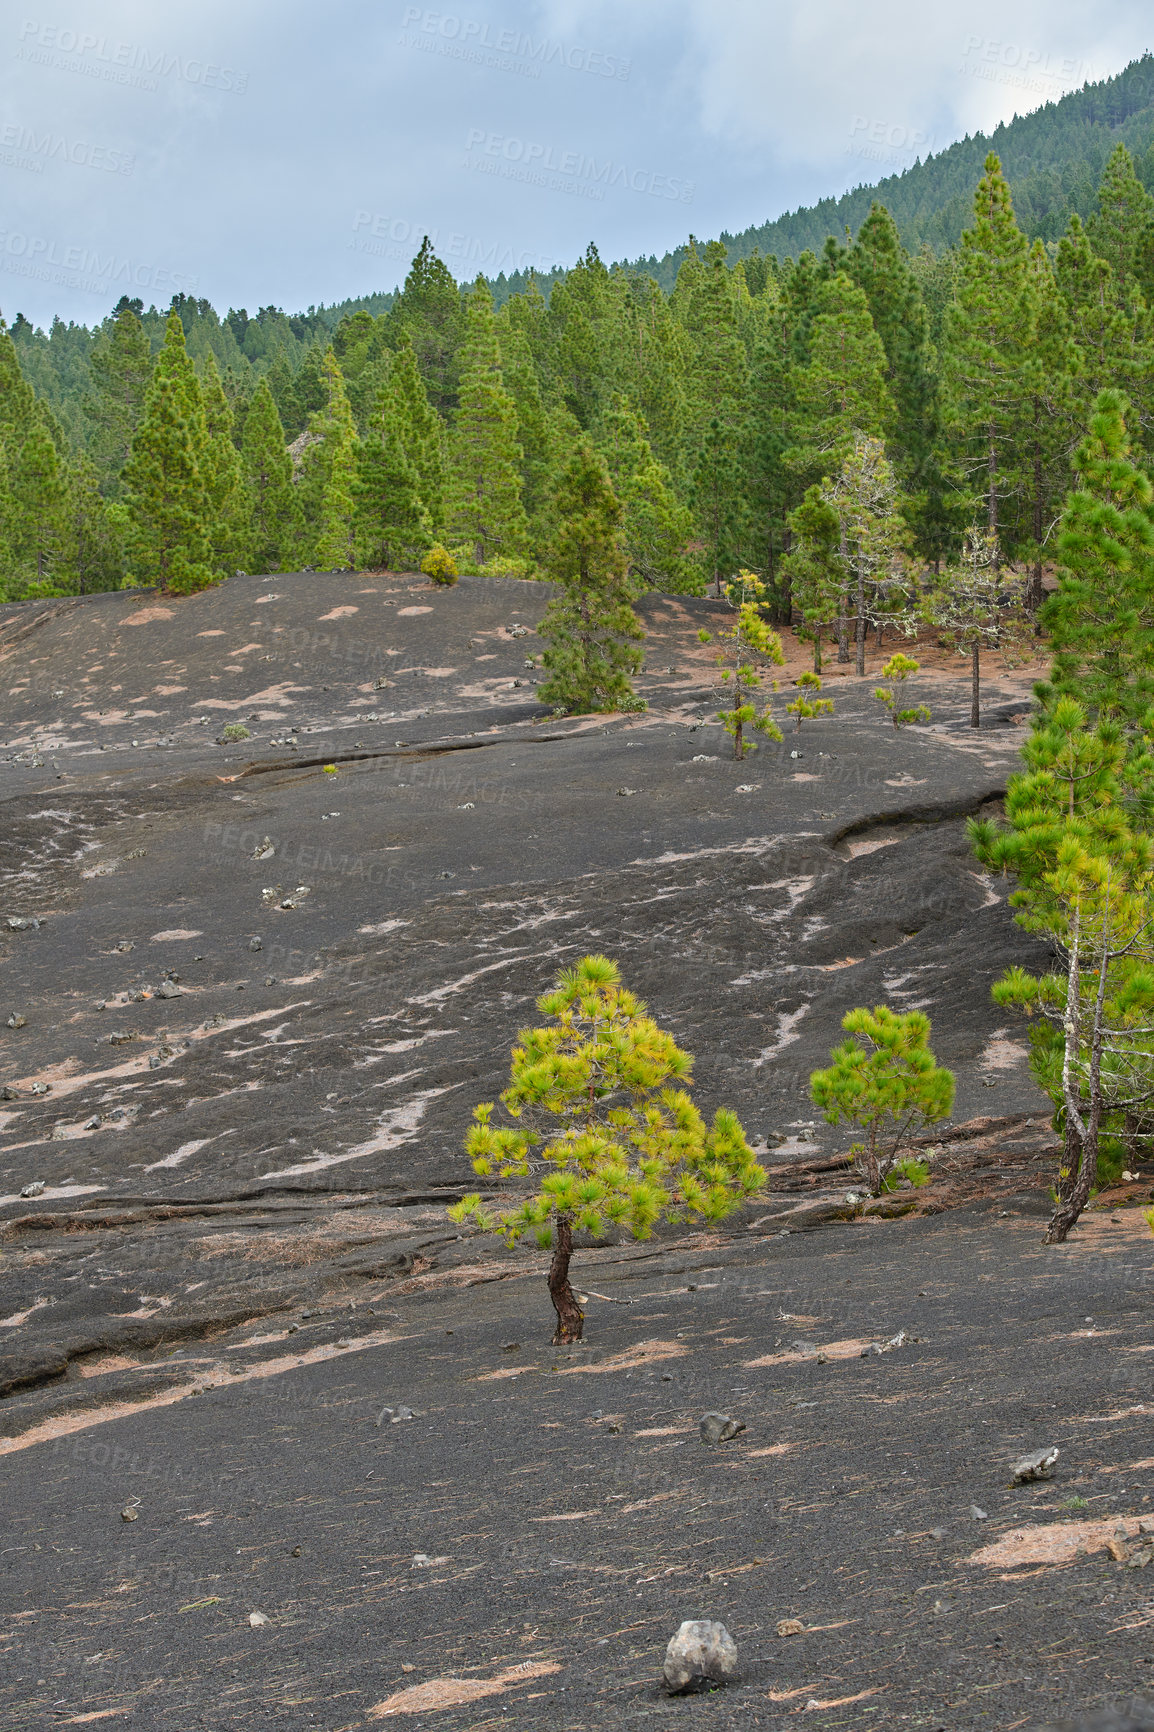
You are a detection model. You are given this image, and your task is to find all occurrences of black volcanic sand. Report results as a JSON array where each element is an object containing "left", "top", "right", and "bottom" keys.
[{"left": 1, "top": 570, "right": 1152, "bottom": 1729}]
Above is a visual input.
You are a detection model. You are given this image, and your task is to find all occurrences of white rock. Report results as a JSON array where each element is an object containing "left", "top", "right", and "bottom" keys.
[
  {"left": 248, "top": 1611, "right": 269, "bottom": 1626},
  {"left": 1012, "top": 1446, "right": 1059, "bottom": 1483},
  {"left": 662, "top": 1619, "right": 738, "bottom": 1693}
]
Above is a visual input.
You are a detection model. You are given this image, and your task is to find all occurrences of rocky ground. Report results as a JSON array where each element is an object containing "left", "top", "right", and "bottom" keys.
[{"left": 0, "top": 570, "right": 1151, "bottom": 1729}]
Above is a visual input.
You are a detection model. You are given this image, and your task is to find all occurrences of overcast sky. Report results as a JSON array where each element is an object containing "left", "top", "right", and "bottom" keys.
[{"left": 1, "top": 0, "right": 1150, "bottom": 330}]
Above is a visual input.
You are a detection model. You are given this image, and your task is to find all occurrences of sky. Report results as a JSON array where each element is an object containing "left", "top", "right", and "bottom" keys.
[{"left": 0, "top": 0, "right": 1151, "bottom": 330}]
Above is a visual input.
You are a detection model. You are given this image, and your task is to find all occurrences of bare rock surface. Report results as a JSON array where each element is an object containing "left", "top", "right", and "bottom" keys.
[{"left": 0, "top": 571, "right": 1150, "bottom": 1726}]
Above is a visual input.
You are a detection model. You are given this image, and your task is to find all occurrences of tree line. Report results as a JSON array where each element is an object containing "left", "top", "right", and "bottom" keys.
[{"left": 0, "top": 142, "right": 1152, "bottom": 623}]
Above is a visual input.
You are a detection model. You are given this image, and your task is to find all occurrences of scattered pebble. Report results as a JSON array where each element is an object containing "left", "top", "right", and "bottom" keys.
[
  {"left": 700, "top": 1412, "right": 745, "bottom": 1445},
  {"left": 1012, "top": 1446, "right": 1059, "bottom": 1484},
  {"left": 776, "top": 1618, "right": 805, "bottom": 1637}
]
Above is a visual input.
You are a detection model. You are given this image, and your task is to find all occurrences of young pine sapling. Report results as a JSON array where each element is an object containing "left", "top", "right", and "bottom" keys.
[
  {"left": 787, "top": 670, "right": 834, "bottom": 732},
  {"left": 810, "top": 1005, "right": 955, "bottom": 1196},
  {"left": 874, "top": 652, "right": 930, "bottom": 728},
  {"left": 449, "top": 955, "right": 765, "bottom": 1341},
  {"left": 699, "top": 575, "right": 786, "bottom": 760}
]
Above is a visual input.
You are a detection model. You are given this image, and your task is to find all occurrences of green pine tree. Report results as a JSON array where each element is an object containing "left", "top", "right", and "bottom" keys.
[
  {"left": 10, "top": 407, "right": 66, "bottom": 587},
  {"left": 691, "top": 417, "right": 744, "bottom": 596},
  {"left": 537, "top": 441, "right": 644, "bottom": 713},
  {"left": 1040, "top": 389, "right": 1154, "bottom": 732},
  {"left": 199, "top": 352, "right": 244, "bottom": 574},
  {"left": 388, "top": 335, "right": 446, "bottom": 529},
  {"left": 241, "top": 377, "right": 298, "bottom": 574},
  {"left": 447, "top": 279, "right": 528, "bottom": 566},
  {"left": 788, "top": 271, "right": 893, "bottom": 492},
  {"left": 1087, "top": 143, "right": 1154, "bottom": 312},
  {"left": 386, "top": 237, "right": 466, "bottom": 414},
  {"left": 353, "top": 387, "right": 429, "bottom": 571},
  {"left": 85, "top": 300, "right": 153, "bottom": 490},
  {"left": 309, "top": 350, "right": 358, "bottom": 570},
  {"left": 941, "top": 154, "right": 1035, "bottom": 543},
  {"left": 122, "top": 308, "right": 213, "bottom": 592},
  {"left": 60, "top": 454, "right": 125, "bottom": 593}
]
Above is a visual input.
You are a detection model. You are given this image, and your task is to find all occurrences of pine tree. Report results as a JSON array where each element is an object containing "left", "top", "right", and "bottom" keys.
[
  {"left": 925, "top": 529, "right": 1031, "bottom": 727},
  {"left": 122, "top": 308, "right": 213, "bottom": 592},
  {"left": 1056, "top": 215, "right": 1154, "bottom": 441},
  {"left": 386, "top": 237, "right": 466, "bottom": 414},
  {"left": 353, "top": 387, "right": 428, "bottom": 571},
  {"left": 810, "top": 1006, "right": 954, "bottom": 1196},
  {"left": 0, "top": 317, "right": 37, "bottom": 448},
  {"left": 822, "top": 435, "right": 910, "bottom": 675},
  {"left": 241, "top": 377, "right": 298, "bottom": 574},
  {"left": 86, "top": 300, "right": 153, "bottom": 488},
  {"left": 788, "top": 271, "right": 893, "bottom": 492},
  {"left": 1087, "top": 144, "right": 1154, "bottom": 311},
  {"left": 449, "top": 955, "right": 763, "bottom": 1342},
  {"left": 10, "top": 407, "right": 66, "bottom": 586},
  {"left": 1040, "top": 389, "right": 1154, "bottom": 732},
  {"left": 698, "top": 583, "right": 786, "bottom": 760},
  {"left": 447, "top": 279, "right": 527, "bottom": 566},
  {"left": 782, "top": 484, "right": 842, "bottom": 670},
  {"left": 1021, "top": 239, "right": 1080, "bottom": 605},
  {"left": 941, "top": 154, "right": 1035, "bottom": 544},
  {"left": 388, "top": 336, "right": 446, "bottom": 529},
  {"left": 308, "top": 350, "right": 358, "bottom": 570},
  {"left": 537, "top": 441, "right": 644, "bottom": 713},
  {"left": 60, "top": 455, "right": 125, "bottom": 593},
  {"left": 199, "top": 352, "right": 244, "bottom": 574},
  {"left": 691, "top": 417, "right": 743, "bottom": 596},
  {"left": 846, "top": 203, "right": 954, "bottom": 566},
  {"left": 622, "top": 457, "right": 700, "bottom": 594}
]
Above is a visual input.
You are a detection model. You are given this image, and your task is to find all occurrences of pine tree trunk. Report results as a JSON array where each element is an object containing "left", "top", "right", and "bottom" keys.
[
  {"left": 548, "top": 1215, "right": 584, "bottom": 1343},
  {"left": 837, "top": 526, "right": 849, "bottom": 662},
  {"left": 855, "top": 564, "right": 866, "bottom": 677},
  {"left": 987, "top": 426, "right": 998, "bottom": 538},
  {"left": 1046, "top": 1113, "right": 1099, "bottom": 1243},
  {"left": 970, "top": 642, "right": 981, "bottom": 729}
]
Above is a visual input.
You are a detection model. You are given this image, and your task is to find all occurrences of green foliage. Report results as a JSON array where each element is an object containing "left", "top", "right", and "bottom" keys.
[
  {"left": 884, "top": 1155, "right": 932, "bottom": 1189},
  {"left": 422, "top": 542, "right": 458, "bottom": 584},
  {"left": 810, "top": 1005, "right": 955, "bottom": 1195},
  {"left": 787, "top": 669, "right": 834, "bottom": 731},
  {"left": 220, "top": 722, "right": 251, "bottom": 741},
  {"left": 449, "top": 953, "right": 765, "bottom": 1253},
  {"left": 241, "top": 378, "right": 297, "bottom": 575},
  {"left": 700, "top": 575, "right": 786, "bottom": 759},
  {"left": 447, "top": 279, "right": 528, "bottom": 566},
  {"left": 874, "top": 652, "right": 930, "bottom": 726},
  {"left": 121, "top": 310, "right": 215, "bottom": 593},
  {"left": 537, "top": 441, "right": 644, "bottom": 713}
]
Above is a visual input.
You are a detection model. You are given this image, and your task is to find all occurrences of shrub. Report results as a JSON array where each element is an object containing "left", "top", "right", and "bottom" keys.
[
  {"left": 220, "top": 723, "right": 251, "bottom": 742},
  {"left": 422, "top": 543, "right": 459, "bottom": 585},
  {"left": 449, "top": 955, "right": 765, "bottom": 1342}
]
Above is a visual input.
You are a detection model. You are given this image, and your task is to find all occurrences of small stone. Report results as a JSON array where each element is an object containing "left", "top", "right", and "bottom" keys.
[
  {"left": 400, "top": 1662, "right": 415, "bottom": 1674},
  {"left": 501, "top": 1341, "right": 520, "bottom": 1352},
  {"left": 1138, "top": 1518, "right": 1154, "bottom": 1535},
  {"left": 249, "top": 937, "right": 263, "bottom": 952},
  {"left": 1108, "top": 1535, "right": 1130, "bottom": 1563},
  {"left": 30, "top": 1081, "right": 50, "bottom": 1095},
  {"left": 108, "top": 1030, "right": 134, "bottom": 1045},
  {"left": 930, "top": 1527, "right": 947, "bottom": 1541},
  {"left": 6, "top": 915, "right": 40, "bottom": 931},
  {"left": 7, "top": 1014, "right": 26, "bottom": 1029},
  {"left": 700, "top": 1412, "right": 746, "bottom": 1445},
  {"left": 969, "top": 1505, "right": 989, "bottom": 1521},
  {"left": 590, "top": 1409, "right": 603, "bottom": 1420},
  {"left": 83, "top": 1116, "right": 102, "bottom": 1131},
  {"left": 20, "top": 1180, "right": 45, "bottom": 1198},
  {"left": 120, "top": 1507, "right": 138, "bottom": 1522},
  {"left": 248, "top": 1611, "right": 269, "bottom": 1626},
  {"left": 411, "top": 1552, "right": 449, "bottom": 1568},
  {"left": 251, "top": 838, "right": 275, "bottom": 860},
  {"left": 291, "top": 1546, "right": 301, "bottom": 1557},
  {"left": 156, "top": 980, "right": 181, "bottom": 999},
  {"left": 616, "top": 787, "right": 637, "bottom": 797},
  {"left": 1012, "top": 1446, "right": 1059, "bottom": 1484},
  {"left": 662, "top": 1619, "right": 737, "bottom": 1693},
  {"left": 776, "top": 1618, "right": 805, "bottom": 1637}
]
